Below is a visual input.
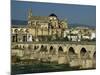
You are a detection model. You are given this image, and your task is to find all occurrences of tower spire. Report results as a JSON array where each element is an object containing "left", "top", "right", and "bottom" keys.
[{"left": 28, "top": 8, "right": 32, "bottom": 19}]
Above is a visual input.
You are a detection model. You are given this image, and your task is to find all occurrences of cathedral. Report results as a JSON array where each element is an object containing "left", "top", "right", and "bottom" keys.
[{"left": 11, "top": 9, "right": 68, "bottom": 42}]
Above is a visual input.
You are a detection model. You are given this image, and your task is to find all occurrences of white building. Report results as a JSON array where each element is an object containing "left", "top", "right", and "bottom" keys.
[
  {"left": 67, "top": 34, "right": 78, "bottom": 41},
  {"left": 90, "top": 32, "right": 96, "bottom": 40},
  {"left": 27, "top": 34, "right": 33, "bottom": 42}
]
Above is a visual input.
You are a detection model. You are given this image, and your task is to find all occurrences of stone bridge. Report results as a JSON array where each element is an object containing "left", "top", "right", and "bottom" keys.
[
  {"left": 12, "top": 42, "right": 96, "bottom": 58},
  {"left": 12, "top": 42, "right": 96, "bottom": 68}
]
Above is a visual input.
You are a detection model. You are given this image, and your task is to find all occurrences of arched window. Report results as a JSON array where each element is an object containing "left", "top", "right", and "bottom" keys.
[{"left": 14, "top": 29, "right": 18, "bottom": 34}]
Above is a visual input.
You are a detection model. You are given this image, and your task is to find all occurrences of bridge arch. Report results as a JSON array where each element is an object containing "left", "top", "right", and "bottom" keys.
[
  {"left": 68, "top": 47, "right": 76, "bottom": 59},
  {"left": 49, "top": 46, "right": 55, "bottom": 54},
  {"left": 58, "top": 46, "right": 63, "bottom": 53},
  {"left": 80, "top": 47, "right": 88, "bottom": 59},
  {"left": 28, "top": 44, "right": 33, "bottom": 50},
  {"left": 93, "top": 51, "right": 96, "bottom": 59},
  {"left": 40, "top": 45, "right": 48, "bottom": 52},
  {"left": 33, "top": 45, "right": 39, "bottom": 50},
  {"left": 93, "top": 51, "right": 96, "bottom": 68},
  {"left": 34, "top": 45, "right": 37, "bottom": 50},
  {"left": 50, "top": 46, "right": 53, "bottom": 49},
  {"left": 68, "top": 47, "right": 75, "bottom": 55}
]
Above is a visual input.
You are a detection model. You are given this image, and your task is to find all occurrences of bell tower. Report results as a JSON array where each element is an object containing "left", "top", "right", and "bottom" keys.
[
  {"left": 28, "top": 8, "right": 32, "bottom": 28},
  {"left": 28, "top": 8, "right": 32, "bottom": 20}
]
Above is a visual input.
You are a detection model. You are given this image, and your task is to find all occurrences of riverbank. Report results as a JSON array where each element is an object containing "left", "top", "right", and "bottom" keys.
[{"left": 11, "top": 63, "right": 95, "bottom": 75}]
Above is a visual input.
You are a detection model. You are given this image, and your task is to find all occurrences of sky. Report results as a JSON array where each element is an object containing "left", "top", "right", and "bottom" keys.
[{"left": 11, "top": 0, "right": 96, "bottom": 26}]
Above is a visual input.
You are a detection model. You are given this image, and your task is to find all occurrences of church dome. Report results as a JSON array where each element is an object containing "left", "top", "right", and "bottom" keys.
[{"left": 49, "top": 13, "right": 57, "bottom": 17}]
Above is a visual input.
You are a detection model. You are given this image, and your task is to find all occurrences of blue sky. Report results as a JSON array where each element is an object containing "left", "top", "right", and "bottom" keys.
[{"left": 11, "top": 1, "right": 96, "bottom": 26}]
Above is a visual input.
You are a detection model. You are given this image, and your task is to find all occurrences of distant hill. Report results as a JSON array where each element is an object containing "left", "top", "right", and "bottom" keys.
[
  {"left": 11, "top": 20, "right": 27, "bottom": 25},
  {"left": 11, "top": 20, "right": 96, "bottom": 29},
  {"left": 69, "top": 24, "right": 96, "bottom": 29}
]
